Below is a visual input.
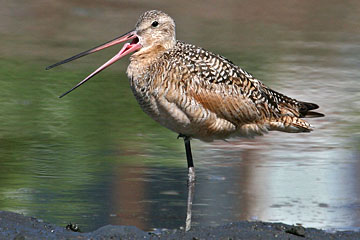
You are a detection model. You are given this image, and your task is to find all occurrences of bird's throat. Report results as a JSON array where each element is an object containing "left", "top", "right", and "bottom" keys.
[{"left": 128, "top": 44, "right": 167, "bottom": 75}]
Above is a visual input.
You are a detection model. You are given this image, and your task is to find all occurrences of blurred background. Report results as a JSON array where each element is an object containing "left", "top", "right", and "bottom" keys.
[{"left": 1, "top": 0, "right": 360, "bottom": 232}]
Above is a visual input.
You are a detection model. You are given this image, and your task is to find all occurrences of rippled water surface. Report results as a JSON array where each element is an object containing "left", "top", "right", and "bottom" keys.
[{"left": 1, "top": 0, "right": 360, "bottom": 232}]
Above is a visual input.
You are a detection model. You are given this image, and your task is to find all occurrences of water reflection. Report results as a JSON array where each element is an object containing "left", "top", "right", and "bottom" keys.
[{"left": 0, "top": 0, "right": 360, "bottom": 233}]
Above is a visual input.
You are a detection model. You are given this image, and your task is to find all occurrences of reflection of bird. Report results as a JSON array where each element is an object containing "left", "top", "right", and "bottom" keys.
[{"left": 47, "top": 10, "right": 324, "bottom": 181}]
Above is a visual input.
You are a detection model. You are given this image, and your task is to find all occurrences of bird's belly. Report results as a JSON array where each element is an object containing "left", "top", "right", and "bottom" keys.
[
  {"left": 129, "top": 79, "right": 268, "bottom": 141},
  {"left": 130, "top": 85, "right": 191, "bottom": 133},
  {"left": 129, "top": 86, "right": 239, "bottom": 141}
]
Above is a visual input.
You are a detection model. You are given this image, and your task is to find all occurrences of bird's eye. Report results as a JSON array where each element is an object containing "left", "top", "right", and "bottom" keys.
[{"left": 151, "top": 21, "right": 159, "bottom": 27}]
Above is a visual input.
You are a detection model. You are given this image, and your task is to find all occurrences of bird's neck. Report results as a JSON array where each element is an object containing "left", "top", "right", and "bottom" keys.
[
  {"left": 133, "top": 44, "right": 166, "bottom": 59},
  {"left": 127, "top": 44, "right": 168, "bottom": 79}
]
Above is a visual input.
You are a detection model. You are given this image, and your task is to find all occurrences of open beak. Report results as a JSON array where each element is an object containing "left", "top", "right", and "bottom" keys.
[{"left": 46, "top": 30, "right": 142, "bottom": 98}]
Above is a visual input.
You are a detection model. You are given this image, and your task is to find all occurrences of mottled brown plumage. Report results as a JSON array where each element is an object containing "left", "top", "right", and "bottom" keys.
[
  {"left": 126, "top": 10, "right": 323, "bottom": 142},
  {"left": 47, "top": 10, "right": 324, "bottom": 181}
]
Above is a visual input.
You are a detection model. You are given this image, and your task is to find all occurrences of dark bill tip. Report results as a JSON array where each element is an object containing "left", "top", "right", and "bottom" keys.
[{"left": 45, "top": 30, "right": 136, "bottom": 71}]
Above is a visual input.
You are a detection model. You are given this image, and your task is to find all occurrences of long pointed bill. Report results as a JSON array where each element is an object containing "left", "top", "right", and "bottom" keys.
[
  {"left": 46, "top": 30, "right": 142, "bottom": 98},
  {"left": 46, "top": 30, "right": 137, "bottom": 70},
  {"left": 59, "top": 41, "right": 141, "bottom": 98}
]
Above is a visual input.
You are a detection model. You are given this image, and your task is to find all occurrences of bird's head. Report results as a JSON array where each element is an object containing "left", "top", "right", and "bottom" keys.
[
  {"left": 134, "top": 10, "right": 176, "bottom": 52},
  {"left": 46, "top": 10, "right": 176, "bottom": 98}
]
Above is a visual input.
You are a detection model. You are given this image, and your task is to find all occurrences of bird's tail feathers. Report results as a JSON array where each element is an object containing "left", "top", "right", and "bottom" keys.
[
  {"left": 269, "top": 116, "right": 312, "bottom": 133},
  {"left": 298, "top": 101, "right": 325, "bottom": 118}
]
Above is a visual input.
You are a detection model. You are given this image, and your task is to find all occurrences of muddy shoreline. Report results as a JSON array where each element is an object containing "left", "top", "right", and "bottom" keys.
[{"left": 0, "top": 211, "right": 359, "bottom": 239}]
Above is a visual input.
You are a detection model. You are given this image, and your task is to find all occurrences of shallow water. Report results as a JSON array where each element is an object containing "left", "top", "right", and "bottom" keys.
[{"left": 0, "top": 0, "right": 360, "bottom": 232}]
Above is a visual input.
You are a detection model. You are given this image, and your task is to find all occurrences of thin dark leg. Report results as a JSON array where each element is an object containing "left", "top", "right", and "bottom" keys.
[
  {"left": 178, "top": 134, "right": 196, "bottom": 182},
  {"left": 178, "top": 135, "right": 196, "bottom": 231},
  {"left": 184, "top": 137, "right": 194, "bottom": 169}
]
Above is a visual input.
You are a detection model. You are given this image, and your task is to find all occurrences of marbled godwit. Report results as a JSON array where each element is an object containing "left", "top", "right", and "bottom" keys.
[{"left": 47, "top": 10, "right": 324, "bottom": 182}]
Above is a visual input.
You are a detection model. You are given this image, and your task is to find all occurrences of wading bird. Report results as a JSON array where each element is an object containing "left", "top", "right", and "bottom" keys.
[{"left": 47, "top": 10, "right": 323, "bottom": 183}]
